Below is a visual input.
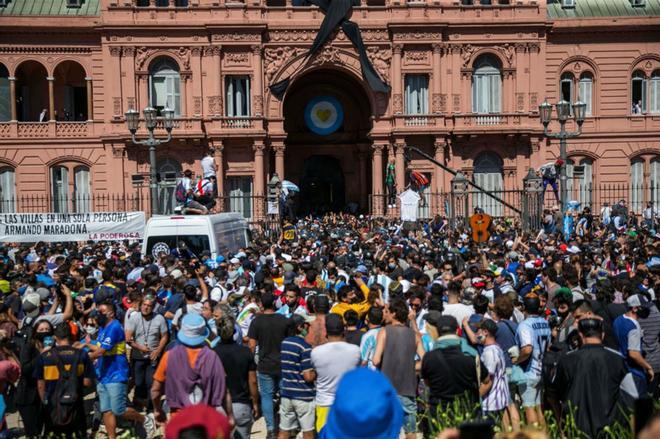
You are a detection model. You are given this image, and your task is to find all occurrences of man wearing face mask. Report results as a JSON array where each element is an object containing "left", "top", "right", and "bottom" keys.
[
  {"left": 125, "top": 295, "right": 169, "bottom": 410},
  {"left": 85, "top": 301, "right": 155, "bottom": 439},
  {"left": 613, "top": 294, "right": 655, "bottom": 396}
]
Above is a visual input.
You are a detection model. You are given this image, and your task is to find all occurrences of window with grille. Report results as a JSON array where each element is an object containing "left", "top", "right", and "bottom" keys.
[{"left": 227, "top": 176, "right": 253, "bottom": 219}]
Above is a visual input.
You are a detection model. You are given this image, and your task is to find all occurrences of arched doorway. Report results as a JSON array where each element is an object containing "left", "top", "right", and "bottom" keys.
[
  {"left": 15, "top": 61, "right": 49, "bottom": 122},
  {"left": 282, "top": 68, "right": 372, "bottom": 214},
  {"left": 473, "top": 151, "right": 504, "bottom": 216},
  {"left": 300, "top": 155, "right": 345, "bottom": 215},
  {"left": 54, "top": 61, "right": 88, "bottom": 121}
]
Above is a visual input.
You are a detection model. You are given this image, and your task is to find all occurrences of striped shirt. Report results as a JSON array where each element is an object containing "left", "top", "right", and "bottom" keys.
[
  {"left": 640, "top": 305, "right": 660, "bottom": 372},
  {"left": 360, "top": 327, "right": 381, "bottom": 370},
  {"left": 481, "top": 344, "right": 510, "bottom": 412},
  {"left": 280, "top": 336, "right": 315, "bottom": 401}
]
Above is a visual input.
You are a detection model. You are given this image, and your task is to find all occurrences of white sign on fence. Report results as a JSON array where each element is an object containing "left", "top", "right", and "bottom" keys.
[{"left": 0, "top": 212, "right": 146, "bottom": 242}]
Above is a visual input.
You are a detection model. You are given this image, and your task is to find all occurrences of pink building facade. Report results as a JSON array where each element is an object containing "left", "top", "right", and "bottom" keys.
[{"left": 0, "top": 0, "right": 659, "bottom": 218}]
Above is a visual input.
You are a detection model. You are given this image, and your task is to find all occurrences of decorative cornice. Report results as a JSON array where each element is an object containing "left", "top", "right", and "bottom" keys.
[{"left": 0, "top": 47, "right": 92, "bottom": 54}]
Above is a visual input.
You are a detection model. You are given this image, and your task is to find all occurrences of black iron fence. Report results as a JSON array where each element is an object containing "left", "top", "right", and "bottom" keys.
[{"left": 2, "top": 181, "right": 658, "bottom": 227}]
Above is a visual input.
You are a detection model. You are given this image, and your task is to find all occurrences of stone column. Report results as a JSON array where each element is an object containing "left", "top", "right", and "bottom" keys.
[
  {"left": 371, "top": 144, "right": 384, "bottom": 215},
  {"left": 252, "top": 46, "right": 263, "bottom": 116},
  {"left": 273, "top": 141, "right": 285, "bottom": 180},
  {"left": 432, "top": 44, "right": 442, "bottom": 113},
  {"left": 8, "top": 77, "right": 16, "bottom": 121},
  {"left": 253, "top": 140, "right": 266, "bottom": 218},
  {"left": 358, "top": 147, "right": 368, "bottom": 211},
  {"left": 392, "top": 44, "right": 403, "bottom": 114},
  {"left": 47, "top": 76, "right": 55, "bottom": 121},
  {"left": 85, "top": 77, "right": 93, "bottom": 121},
  {"left": 394, "top": 141, "right": 406, "bottom": 191},
  {"left": 214, "top": 140, "right": 225, "bottom": 198}
]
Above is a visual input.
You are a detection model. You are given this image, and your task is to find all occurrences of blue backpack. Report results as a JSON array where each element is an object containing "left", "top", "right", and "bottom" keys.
[{"left": 175, "top": 180, "right": 187, "bottom": 203}]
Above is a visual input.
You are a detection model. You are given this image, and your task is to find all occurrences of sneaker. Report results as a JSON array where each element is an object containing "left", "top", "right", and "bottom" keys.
[{"left": 142, "top": 413, "right": 156, "bottom": 438}]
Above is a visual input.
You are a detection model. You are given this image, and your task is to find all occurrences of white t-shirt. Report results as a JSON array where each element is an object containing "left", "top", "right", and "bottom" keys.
[
  {"left": 311, "top": 341, "right": 360, "bottom": 406},
  {"left": 399, "top": 189, "right": 421, "bottom": 222},
  {"left": 201, "top": 155, "right": 216, "bottom": 178},
  {"left": 172, "top": 302, "right": 203, "bottom": 327},
  {"left": 442, "top": 303, "right": 474, "bottom": 325},
  {"left": 481, "top": 344, "right": 510, "bottom": 412}
]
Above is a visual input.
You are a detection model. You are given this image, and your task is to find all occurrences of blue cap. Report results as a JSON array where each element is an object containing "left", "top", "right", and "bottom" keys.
[
  {"left": 177, "top": 313, "right": 210, "bottom": 347},
  {"left": 216, "top": 255, "right": 225, "bottom": 263},
  {"left": 319, "top": 368, "right": 403, "bottom": 439},
  {"left": 356, "top": 265, "right": 368, "bottom": 274}
]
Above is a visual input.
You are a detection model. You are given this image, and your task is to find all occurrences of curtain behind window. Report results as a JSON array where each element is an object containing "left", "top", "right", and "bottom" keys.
[
  {"left": 0, "top": 168, "right": 15, "bottom": 212},
  {"left": 74, "top": 166, "right": 91, "bottom": 213}
]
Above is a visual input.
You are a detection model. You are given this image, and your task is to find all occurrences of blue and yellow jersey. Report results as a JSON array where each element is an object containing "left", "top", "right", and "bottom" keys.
[
  {"left": 33, "top": 346, "right": 95, "bottom": 401},
  {"left": 95, "top": 319, "right": 130, "bottom": 384}
]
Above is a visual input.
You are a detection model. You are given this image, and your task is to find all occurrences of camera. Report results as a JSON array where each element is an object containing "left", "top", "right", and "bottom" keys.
[{"left": 56, "top": 274, "right": 76, "bottom": 295}]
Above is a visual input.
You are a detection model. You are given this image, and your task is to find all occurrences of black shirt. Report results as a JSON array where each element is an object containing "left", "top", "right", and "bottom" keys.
[
  {"left": 421, "top": 344, "right": 487, "bottom": 407},
  {"left": 214, "top": 341, "right": 256, "bottom": 405},
  {"left": 247, "top": 313, "right": 289, "bottom": 375},
  {"left": 345, "top": 329, "right": 364, "bottom": 347},
  {"left": 554, "top": 344, "right": 630, "bottom": 438}
]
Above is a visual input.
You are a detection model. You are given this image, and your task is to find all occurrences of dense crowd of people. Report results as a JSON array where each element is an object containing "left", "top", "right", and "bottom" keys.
[{"left": 0, "top": 205, "right": 658, "bottom": 439}]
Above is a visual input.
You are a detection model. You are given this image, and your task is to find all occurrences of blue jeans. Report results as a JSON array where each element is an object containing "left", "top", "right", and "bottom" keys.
[
  {"left": 97, "top": 382, "right": 128, "bottom": 416},
  {"left": 257, "top": 373, "right": 280, "bottom": 432}
]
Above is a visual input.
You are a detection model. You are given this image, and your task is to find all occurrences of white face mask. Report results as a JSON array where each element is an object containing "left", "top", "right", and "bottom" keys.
[{"left": 85, "top": 326, "right": 98, "bottom": 337}]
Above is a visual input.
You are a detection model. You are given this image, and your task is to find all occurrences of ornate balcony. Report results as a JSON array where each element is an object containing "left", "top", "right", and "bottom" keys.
[{"left": 0, "top": 121, "right": 92, "bottom": 139}]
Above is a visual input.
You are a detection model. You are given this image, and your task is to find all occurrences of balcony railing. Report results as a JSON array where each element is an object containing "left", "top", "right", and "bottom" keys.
[
  {"left": 220, "top": 117, "right": 256, "bottom": 129},
  {"left": 55, "top": 122, "right": 89, "bottom": 138}
]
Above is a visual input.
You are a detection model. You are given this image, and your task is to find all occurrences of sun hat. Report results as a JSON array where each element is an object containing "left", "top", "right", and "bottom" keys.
[
  {"left": 164, "top": 404, "right": 230, "bottom": 439},
  {"left": 177, "top": 313, "right": 210, "bottom": 347},
  {"left": 319, "top": 368, "right": 403, "bottom": 439}
]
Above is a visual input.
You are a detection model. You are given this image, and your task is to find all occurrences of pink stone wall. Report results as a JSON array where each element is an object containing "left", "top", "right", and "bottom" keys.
[{"left": 0, "top": 1, "right": 657, "bottom": 216}]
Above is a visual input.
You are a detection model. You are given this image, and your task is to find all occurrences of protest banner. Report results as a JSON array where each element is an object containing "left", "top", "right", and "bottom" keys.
[{"left": 0, "top": 212, "right": 146, "bottom": 242}]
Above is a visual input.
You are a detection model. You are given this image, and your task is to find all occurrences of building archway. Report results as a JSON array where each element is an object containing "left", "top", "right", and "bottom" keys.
[
  {"left": 282, "top": 68, "right": 372, "bottom": 214},
  {"left": 53, "top": 61, "right": 88, "bottom": 121},
  {"left": 15, "top": 61, "right": 48, "bottom": 122}
]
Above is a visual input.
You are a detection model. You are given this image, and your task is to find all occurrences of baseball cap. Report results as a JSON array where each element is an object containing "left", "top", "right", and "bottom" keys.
[
  {"left": 356, "top": 265, "right": 368, "bottom": 275},
  {"left": 626, "top": 294, "right": 651, "bottom": 309},
  {"left": 164, "top": 404, "right": 230, "bottom": 439},
  {"left": 170, "top": 269, "right": 183, "bottom": 280},
  {"left": 423, "top": 312, "right": 458, "bottom": 335},
  {"left": 36, "top": 287, "right": 51, "bottom": 301},
  {"left": 325, "top": 313, "right": 345, "bottom": 336},
  {"left": 22, "top": 292, "right": 41, "bottom": 318}
]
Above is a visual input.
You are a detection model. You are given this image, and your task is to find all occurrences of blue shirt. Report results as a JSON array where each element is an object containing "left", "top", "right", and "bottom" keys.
[
  {"left": 280, "top": 336, "right": 315, "bottom": 401},
  {"left": 360, "top": 327, "right": 381, "bottom": 369},
  {"left": 516, "top": 316, "right": 551, "bottom": 377},
  {"left": 613, "top": 314, "right": 645, "bottom": 378},
  {"left": 95, "top": 319, "right": 129, "bottom": 384},
  {"left": 496, "top": 319, "right": 518, "bottom": 368}
]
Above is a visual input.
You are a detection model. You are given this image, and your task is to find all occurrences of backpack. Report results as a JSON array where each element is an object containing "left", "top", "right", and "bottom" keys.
[
  {"left": 542, "top": 165, "right": 556, "bottom": 179},
  {"left": 196, "top": 179, "right": 211, "bottom": 197},
  {"left": 49, "top": 348, "right": 81, "bottom": 427},
  {"left": 175, "top": 180, "right": 187, "bottom": 203},
  {"left": 541, "top": 341, "right": 568, "bottom": 395}
]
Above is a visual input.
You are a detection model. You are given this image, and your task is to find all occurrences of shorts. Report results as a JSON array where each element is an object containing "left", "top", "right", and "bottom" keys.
[
  {"left": 519, "top": 375, "right": 542, "bottom": 408},
  {"left": 97, "top": 382, "right": 128, "bottom": 416},
  {"left": 398, "top": 395, "right": 417, "bottom": 434},
  {"left": 279, "top": 397, "right": 315, "bottom": 432},
  {"left": 315, "top": 406, "right": 330, "bottom": 433},
  {"left": 184, "top": 199, "right": 207, "bottom": 212}
]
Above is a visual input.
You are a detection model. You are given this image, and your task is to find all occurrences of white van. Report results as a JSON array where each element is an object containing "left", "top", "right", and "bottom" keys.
[{"left": 142, "top": 213, "right": 249, "bottom": 260}]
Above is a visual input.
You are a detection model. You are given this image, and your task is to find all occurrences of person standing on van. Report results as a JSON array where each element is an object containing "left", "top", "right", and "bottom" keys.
[{"left": 194, "top": 176, "right": 216, "bottom": 213}]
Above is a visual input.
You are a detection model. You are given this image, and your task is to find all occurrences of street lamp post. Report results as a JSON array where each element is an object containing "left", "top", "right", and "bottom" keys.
[
  {"left": 539, "top": 99, "right": 586, "bottom": 210},
  {"left": 451, "top": 171, "right": 470, "bottom": 228},
  {"left": 125, "top": 107, "right": 175, "bottom": 215}
]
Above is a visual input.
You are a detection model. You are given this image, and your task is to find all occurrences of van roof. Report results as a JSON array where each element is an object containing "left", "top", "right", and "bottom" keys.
[{"left": 147, "top": 213, "right": 245, "bottom": 226}]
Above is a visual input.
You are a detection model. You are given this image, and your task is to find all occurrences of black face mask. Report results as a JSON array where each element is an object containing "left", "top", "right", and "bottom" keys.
[
  {"left": 35, "top": 331, "right": 53, "bottom": 342},
  {"left": 95, "top": 312, "right": 109, "bottom": 327}
]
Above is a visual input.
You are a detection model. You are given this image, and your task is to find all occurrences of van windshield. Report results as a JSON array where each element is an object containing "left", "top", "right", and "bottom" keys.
[{"left": 145, "top": 235, "right": 210, "bottom": 259}]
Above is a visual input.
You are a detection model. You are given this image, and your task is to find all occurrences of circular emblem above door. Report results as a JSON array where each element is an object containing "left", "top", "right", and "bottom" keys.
[{"left": 304, "top": 96, "right": 344, "bottom": 136}]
